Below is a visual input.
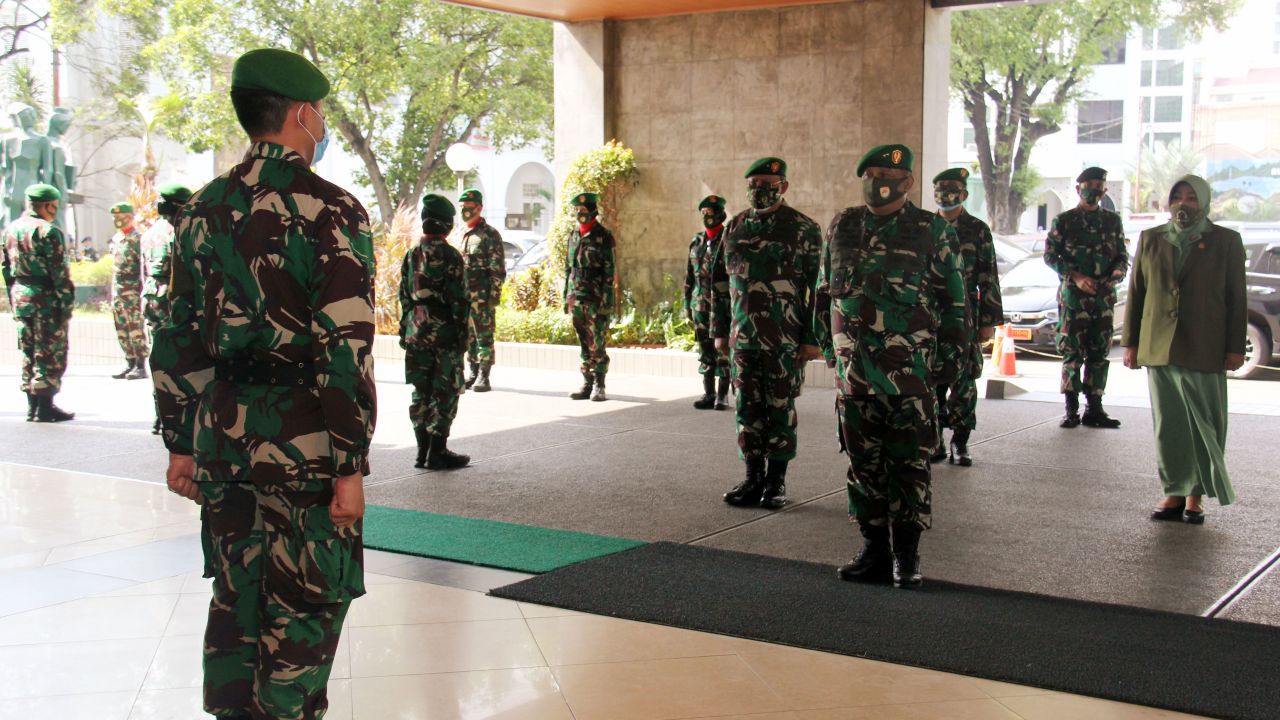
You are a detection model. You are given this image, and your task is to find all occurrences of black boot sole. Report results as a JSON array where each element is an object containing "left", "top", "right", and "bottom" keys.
[{"left": 1060, "top": 416, "right": 1081, "bottom": 428}]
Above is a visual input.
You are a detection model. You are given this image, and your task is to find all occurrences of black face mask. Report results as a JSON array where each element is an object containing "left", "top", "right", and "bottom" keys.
[
  {"left": 1079, "top": 187, "right": 1104, "bottom": 205},
  {"left": 748, "top": 185, "right": 781, "bottom": 210},
  {"left": 461, "top": 208, "right": 478, "bottom": 222},
  {"left": 702, "top": 211, "right": 725, "bottom": 229},
  {"left": 863, "top": 177, "right": 906, "bottom": 208},
  {"left": 576, "top": 211, "right": 595, "bottom": 225},
  {"left": 1171, "top": 203, "right": 1203, "bottom": 227}
]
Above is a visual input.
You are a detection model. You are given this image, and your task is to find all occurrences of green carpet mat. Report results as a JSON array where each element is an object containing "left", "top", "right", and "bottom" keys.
[{"left": 362, "top": 505, "right": 646, "bottom": 573}]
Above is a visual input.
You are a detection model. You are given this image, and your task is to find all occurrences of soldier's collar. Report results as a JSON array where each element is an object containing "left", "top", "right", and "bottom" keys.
[{"left": 246, "top": 141, "right": 310, "bottom": 169}]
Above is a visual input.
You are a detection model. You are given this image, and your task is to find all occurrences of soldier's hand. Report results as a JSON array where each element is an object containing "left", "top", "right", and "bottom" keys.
[
  {"left": 796, "top": 344, "right": 823, "bottom": 362},
  {"left": 979, "top": 326, "right": 995, "bottom": 342},
  {"left": 1123, "top": 346, "right": 1139, "bottom": 369},
  {"left": 330, "top": 473, "right": 365, "bottom": 529},
  {"left": 715, "top": 337, "right": 728, "bottom": 354},
  {"left": 165, "top": 453, "right": 202, "bottom": 504},
  {"left": 1225, "top": 353, "right": 1246, "bottom": 372},
  {"left": 1071, "top": 272, "right": 1097, "bottom": 295}
]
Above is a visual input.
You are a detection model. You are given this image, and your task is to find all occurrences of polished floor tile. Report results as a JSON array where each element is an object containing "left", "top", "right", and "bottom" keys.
[
  {"left": 0, "top": 637, "right": 159, "bottom": 699},
  {"left": 0, "top": 594, "right": 177, "bottom": 645},
  {"left": 0, "top": 565, "right": 136, "bottom": 617},
  {"left": 795, "top": 699, "right": 1025, "bottom": 719},
  {"left": 996, "top": 693, "right": 1207, "bottom": 719},
  {"left": 163, "top": 593, "right": 212, "bottom": 637},
  {"left": 349, "top": 619, "right": 546, "bottom": 677},
  {"left": 54, "top": 534, "right": 203, "bottom": 583},
  {"left": 345, "top": 579, "right": 524, "bottom": 627},
  {"left": 140, "top": 634, "right": 204, "bottom": 690},
  {"left": 350, "top": 668, "right": 574, "bottom": 720},
  {"left": 0, "top": 690, "right": 136, "bottom": 720},
  {"left": 527, "top": 613, "right": 755, "bottom": 665}
]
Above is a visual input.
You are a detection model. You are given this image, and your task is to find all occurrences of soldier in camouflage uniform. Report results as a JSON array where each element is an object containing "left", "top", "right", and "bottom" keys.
[
  {"left": 141, "top": 182, "right": 192, "bottom": 434},
  {"left": 2, "top": 183, "right": 75, "bottom": 422},
  {"left": 109, "top": 202, "right": 149, "bottom": 380},
  {"left": 401, "top": 193, "right": 471, "bottom": 470},
  {"left": 1044, "top": 166, "right": 1128, "bottom": 429},
  {"left": 816, "top": 145, "right": 969, "bottom": 589},
  {"left": 457, "top": 188, "right": 504, "bottom": 393},
  {"left": 684, "top": 194, "right": 730, "bottom": 410},
  {"left": 931, "top": 168, "right": 1002, "bottom": 466},
  {"left": 563, "top": 191, "right": 615, "bottom": 402},
  {"left": 151, "top": 49, "right": 375, "bottom": 720},
  {"left": 711, "top": 157, "right": 823, "bottom": 510}
]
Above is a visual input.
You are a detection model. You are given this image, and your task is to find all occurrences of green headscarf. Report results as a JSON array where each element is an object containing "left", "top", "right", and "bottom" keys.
[{"left": 1164, "top": 174, "right": 1211, "bottom": 273}]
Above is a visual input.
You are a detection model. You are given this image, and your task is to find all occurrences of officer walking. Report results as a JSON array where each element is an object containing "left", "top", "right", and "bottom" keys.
[
  {"left": 457, "top": 188, "right": 504, "bottom": 393},
  {"left": 401, "top": 193, "right": 471, "bottom": 470},
  {"left": 2, "top": 183, "right": 75, "bottom": 422},
  {"left": 683, "top": 194, "right": 730, "bottom": 410},
  {"left": 713, "top": 157, "right": 823, "bottom": 510},
  {"left": 140, "top": 182, "right": 192, "bottom": 434},
  {"left": 816, "top": 145, "right": 969, "bottom": 589},
  {"left": 1044, "top": 166, "right": 1127, "bottom": 429},
  {"left": 152, "top": 49, "right": 376, "bottom": 720},
  {"left": 931, "top": 168, "right": 1002, "bottom": 466},
  {"left": 109, "top": 202, "right": 148, "bottom": 380},
  {"left": 563, "top": 191, "right": 616, "bottom": 402}
]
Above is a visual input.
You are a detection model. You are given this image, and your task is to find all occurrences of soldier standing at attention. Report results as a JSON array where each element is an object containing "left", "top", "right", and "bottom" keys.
[
  {"left": 1044, "top": 166, "right": 1128, "bottom": 429},
  {"left": 152, "top": 48, "right": 376, "bottom": 720},
  {"left": 563, "top": 191, "right": 615, "bottom": 402},
  {"left": 816, "top": 144, "right": 969, "bottom": 589},
  {"left": 2, "top": 183, "right": 75, "bottom": 422},
  {"left": 457, "top": 188, "right": 504, "bottom": 393},
  {"left": 931, "top": 168, "right": 1002, "bottom": 466},
  {"left": 401, "top": 193, "right": 471, "bottom": 470},
  {"left": 683, "top": 194, "right": 730, "bottom": 410},
  {"left": 141, "top": 182, "right": 192, "bottom": 434},
  {"left": 713, "top": 157, "right": 823, "bottom": 510},
  {"left": 109, "top": 202, "right": 148, "bottom": 380}
]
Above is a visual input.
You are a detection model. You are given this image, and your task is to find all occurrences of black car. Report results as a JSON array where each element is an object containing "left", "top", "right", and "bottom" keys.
[
  {"left": 1235, "top": 241, "right": 1280, "bottom": 379},
  {"left": 998, "top": 253, "right": 1128, "bottom": 350}
]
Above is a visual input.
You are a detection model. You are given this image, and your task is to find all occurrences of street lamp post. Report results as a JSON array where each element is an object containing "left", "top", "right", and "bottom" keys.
[{"left": 444, "top": 142, "right": 477, "bottom": 225}]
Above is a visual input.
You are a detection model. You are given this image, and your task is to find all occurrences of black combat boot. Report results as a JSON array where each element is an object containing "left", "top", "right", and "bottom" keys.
[
  {"left": 929, "top": 434, "right": 947, "bottom": 463},
  {"left": 569, "top": 372, "right": 594, "bottom": 400},
  {"left": 464, "top": 362, "right": 479, "bottom": 390},
  {"left": 714, "top": 375, "right": 730, "bottom": 411},
  {"left": 837, "top": 520, "right": 892, "bottom": 583},
  {"left": 152, "top": 416, "right": 162, "bottom": 435},
  {"left": 413, "top": 426, "right": 429, "bottom": 469},
  {"left": 426, "top": 434, "right": 470, "bottom": 470},
  {"left": 590, "top": 373, "right": 607, "bottom": 402},
  {"left": 125, "top": 361, "right": 148, "bottom": 380},
  {"left": 472, "top": 366, "right": 492, "bottom": 393},
  {"left": 891, "top": 524, "right": 923, "bottom": 589},
  {"left": 112, "top": 359, "right": 135, "bottom": 379},
  {"left": 1081, "top": 394, "right": 1121, "bottom": 429},
  {"left": 26, "top": 393, "right": 36, "bottom": 422},
  {"left": 760, "top": 459, "right": 789, "bottom": 510},
  {"left": 692, "top": 374, "right": 716, "bottom": 410},
  {"left": 948, "top": 427, "right": 973, "bottom": 467},
  {"left": 1060, "top": 393, "right": 1081, "bottom": 428},
  {"left": 723, "top": 458, "right": 766, "bottom": 506},
  {"left": 34, "top": 395, "right": 75, "bottom": 423}
]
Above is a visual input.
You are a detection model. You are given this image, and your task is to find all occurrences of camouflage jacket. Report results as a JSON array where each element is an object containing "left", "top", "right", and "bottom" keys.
[
  {"left": 141, "top": 217, "right": 175, "bottom": 326},
  {"left": 563, "top": 222, "right": 616, "bottom": 311},
  {"left": 152, "top": 141, "right": 377, "bottom": 477},
  {"left": 815, "top": 202, "right": 970, "bottom": 396},
  {"left": 710, "top": 202, "right": 822, "bottom": 352},
  {"left": 683, "top": 228, "right": 724, "bottom": 332},
  {"left": 460, "top": 219, "right": 506, "bottom": 300},
  {"left": 111, "top": 227, "right": 143, "bottom": 297},
  {"left": 399, "top": 235, "right": 470, "bottom": 355},
  {"left": 1, "top": 211, "right": 74, "bottom": 319},
  {"left": 1043, "top": 207, "right": 1129, "bottom": 310}
]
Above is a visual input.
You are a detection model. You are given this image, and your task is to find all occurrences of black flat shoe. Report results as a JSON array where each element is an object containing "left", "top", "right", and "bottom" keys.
[
  {"left": 1183, "top": 510, "right": 1206, "bottom": 525},
  {"left": 1150, "top": 503, "right": 1186, "bottom": 521}
]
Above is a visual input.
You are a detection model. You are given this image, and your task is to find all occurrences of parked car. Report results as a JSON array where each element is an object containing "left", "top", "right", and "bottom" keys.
[
  {"left": 1233, "top": 241, "right": 1280, "bottom": 379},
  {"left": 510, "top": 238, "right": 549, "bottom": 275},
  {"left": 992, "top": 234, "right": 1031, "bottom": 278},
  {"left": 499, "top": 231, "right": 544, "bottom": 272},
  {"left": 998, "top": 253, "right": 1127, "bottom": 350}
]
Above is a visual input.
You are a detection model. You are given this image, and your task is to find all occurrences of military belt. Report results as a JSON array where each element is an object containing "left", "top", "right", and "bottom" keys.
[{"left": 214, "top": 358, "right": 318, "bottom": 389}]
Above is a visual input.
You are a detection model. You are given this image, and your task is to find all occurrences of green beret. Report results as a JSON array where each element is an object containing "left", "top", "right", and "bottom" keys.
[
  {"left": 932, "top": 168, "right": 969, "bottom": 185},
  {"left": 230, "top": 48, "right": 330, "bottom": 102},
  {"left": 856, "top": 144, "right": 914, "bottom": 177},
  {"left": 24, "top": 184, "right": 60, "bottom": 202},
  {"left": 157, "top": 183, "right": 193, "bottom": 204},
  {"left": 421, "top": 193, "right": 455, "bottom": 221},
  {"left": 698, "top": 194, "right": 726, "bottom": 211},
  {"left": 458, "top": 188, "right": 483, "bottom": 204},
  {"left": 572, "top": 192, "right": 599, "bottom": 207},
  {"left": 109, "top": 202, "right": 135, "bottom": 214},
  {"left": 745, "top": 157, "right": 787, "bottom": 178},
  {"left": 1076, "top": 166, "right": 1108, "bottom": 183}
]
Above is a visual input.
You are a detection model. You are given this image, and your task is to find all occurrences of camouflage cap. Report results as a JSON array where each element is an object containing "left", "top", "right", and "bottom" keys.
[
  {"left": 572, "top": 192, "right": 599, "bottom": 207},
  {"left": 698, "top": 194, "right": 726, "bottom": 211},
  {"left": 932, "top": 168, "right": 969, "bottom": 185},
  {"left": 421, "top": 193, "right": 455, "bottom": 222},
  {"left": 157, "top": 182, "right": 193, "bottom": 204},
  {"left": 230, "top": 48, "right": 330, "bottom": 102},
  {"left": 24, "top": 184, "right": 60, "bottom": 202},
  {"left": 745, "top": 157, "right": 786, "bottom": 178},
  {"left": 1076, "top": 166, "right": 1107, "bottom": 183},
  {"left": 109, "top": 202, "right": 135, "bottom": 214},
  {"left": 857, "top": 144, "right": 914, "bottom": 177},
  {"left": 458, "top": 187, "right": 483, "bottom": 204}
]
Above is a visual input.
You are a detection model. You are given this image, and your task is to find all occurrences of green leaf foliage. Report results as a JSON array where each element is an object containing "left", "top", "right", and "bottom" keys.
[{"left": 546, "top": 140, "right": 639, "bottom": 302}]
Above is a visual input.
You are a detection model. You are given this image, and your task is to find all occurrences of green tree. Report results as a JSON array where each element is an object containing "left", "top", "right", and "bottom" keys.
[
  {"left": 53, "top": 0, "right": 552, "bottom": 223},
  {"left": 1127, "top": 140, "right": 1202, "bottom": 212},
  {"left": 952, "top": 0, "right": 1239, "bottom": 233},
  {"left": 0, "top": 0, "right": 49, "bottom": 65}
]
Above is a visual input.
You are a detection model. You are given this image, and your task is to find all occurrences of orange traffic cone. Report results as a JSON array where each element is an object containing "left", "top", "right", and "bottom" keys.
[
  {"left": 997, "top": 322, "right": 1018, "bottom": 377},
  {"left": 989, "top": 324, "right": 1006, "bottom": 370}
]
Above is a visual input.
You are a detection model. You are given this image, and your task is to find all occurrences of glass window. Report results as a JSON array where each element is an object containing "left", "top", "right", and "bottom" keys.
[
  {"left": 1077, "top": 100, "right": 1124, "bottom": 143},
  {"left": 963, "top": 125, "right": 976, "bottom": 148},
  {"left": 1142, "top": 28, "right": 1155, "bottom": 50},
  {"left": 1153, "top": 96, "right": 1182, "bottom": 122},
  {"left": 1154, "top": 132, "right": 1181, "bottom": 147},
  {"left": 1157, "top": 25, "right": 1184, "bottom": 50},
  {"left": 1263, "top": 250, "right": 1280, "bottom": 275},
  {"left": 1097, "top": 36, "right": 1126, "bottom": 64},
  {"left": 1156, "top": 60, "right": 1184, "bottom": 86},
  {"left": 1141, "top": 60, "right": 1152, "bottom": 87}
]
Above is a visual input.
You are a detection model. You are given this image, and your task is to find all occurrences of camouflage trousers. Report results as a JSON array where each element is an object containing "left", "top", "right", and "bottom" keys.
[
  {"left": 935, "top": 375, "right": 978, "bottom": 432},
  {"left": 571, "top": 304, "right": 610, "bottom": 375},
  {"left": 838, "top": 393, "right": 935, "bottom": 530},
  {"left": 408, "top": 349, "right": 464, "bottom": 437},
  {"left": 16, "top": 312, "right": 69, "bottom": 396},
  {"left": 733, "top": 349, "right": 802, "bottom": 461},
  {"left": 112, "top": 292, "right": 149, "bottom": 362},
  {"left": 695, "top": 328, "right": 729, "bottom": 378},
  {"left": 1056, "top": 310, "right": 1113, "bottom": 396},
  {"left": 467, "top": 294, "right": 497, "bottom": 367}
]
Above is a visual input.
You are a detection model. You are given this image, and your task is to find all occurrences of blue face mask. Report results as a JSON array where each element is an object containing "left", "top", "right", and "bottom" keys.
[
  {"left": 312, "top": 129, "right": 329, "bottom": 166},
  {"left": 299, "top": 104, "right": 328, "bottom": 166}
]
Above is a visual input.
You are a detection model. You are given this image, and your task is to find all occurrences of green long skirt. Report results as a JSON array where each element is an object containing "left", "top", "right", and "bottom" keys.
[{"left": 1147, "top": 365, "right": 1235, "bottom": 505}]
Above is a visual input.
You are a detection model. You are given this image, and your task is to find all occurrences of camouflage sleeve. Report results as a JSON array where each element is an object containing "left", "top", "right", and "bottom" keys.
[
  {"left": 397, "top": 250, "right": 414, "bottom": 348},
  {"left": 151, "top": 229, "right": 215, "bottom": 456},
  {"left": 813, "top": 215, "right": 836, "bottom": 360},
  {"left": 603, "top": 230, "right": 617, "bottom": 310},
  {"left": 562, "top": 235, "right": 571, "bottom": 309},
  {"left": 710, "top": 224, "right": 732, "bottom": 339},
  {"left": 488, "top": 228, "right": 506, "bottom": 292},
  {"left": 974, "top": 223, "right": 1003, "bottom": 328},
  {"left": 683, "top": 237, "right": 696, "bottom": 319},
  {"left": 931, "top": 222, "right": 970, "bottom": 386},
  {"left": 449, "top": 247, "right": 470, "bottom": 344},
  {"left": 797, "top": 216, "right": 822, "bottom": 347},
  {"left": 1108, "top": 216, "right": 1129, "bottom": 284},
  {"left": 1043, "top": 215, "right": 1071, "bottom": 278},
  {"left": 308, "top": 204, "right": 377, "bottom": 478},
  {"left": 48, "top": 226, "right": 74, "bottom": 316}
]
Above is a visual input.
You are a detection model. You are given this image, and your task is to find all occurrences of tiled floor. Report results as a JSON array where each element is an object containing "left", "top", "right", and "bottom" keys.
[{"left": 0, "top": 463, "right": 1205, "bottom": 719}]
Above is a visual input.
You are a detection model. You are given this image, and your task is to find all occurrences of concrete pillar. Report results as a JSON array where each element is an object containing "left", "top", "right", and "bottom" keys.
[
  {"left": 921, "top": 3, "right": 953, "bottom": 208},
  {"left": 553, "top": 21, "right": 606, "bottom": 181}
]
